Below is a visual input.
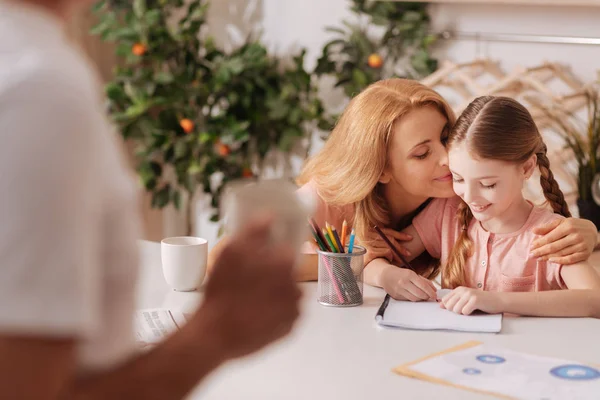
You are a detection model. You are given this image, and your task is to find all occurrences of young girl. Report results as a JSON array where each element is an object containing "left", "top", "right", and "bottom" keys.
[{"left": 401, "top": 96, "right": 600, "bottom": 318}]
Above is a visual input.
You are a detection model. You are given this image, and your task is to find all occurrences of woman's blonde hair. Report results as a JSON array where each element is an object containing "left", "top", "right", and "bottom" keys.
[
  {"left": 443, "top": 96, "right": 571, "bottom": 289},
  {"left": 297, "top": 78, "right": 455, "bottom": 269}
]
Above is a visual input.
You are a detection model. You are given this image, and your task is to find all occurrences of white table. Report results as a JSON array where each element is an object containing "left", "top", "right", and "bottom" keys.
[{"left": 136, "top": 240, "right": 600, "bottom": 400}]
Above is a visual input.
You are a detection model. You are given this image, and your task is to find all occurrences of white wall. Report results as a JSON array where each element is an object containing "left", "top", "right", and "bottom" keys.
[
  {"left": 261, "top": 1, "right": 600, "bottom": 82},
  {"left": 427, "top": 3, "right": 600, "bottom": 82}
]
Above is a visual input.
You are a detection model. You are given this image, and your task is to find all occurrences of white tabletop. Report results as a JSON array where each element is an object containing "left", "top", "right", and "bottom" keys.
[{"left": 136, "top": 240, "right": 600, "bottom": 400}]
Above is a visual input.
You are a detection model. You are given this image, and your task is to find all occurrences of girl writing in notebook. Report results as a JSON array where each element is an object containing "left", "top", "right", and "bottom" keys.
[{"left": 401, "top": 96, "right": 600, "bottom": 317}]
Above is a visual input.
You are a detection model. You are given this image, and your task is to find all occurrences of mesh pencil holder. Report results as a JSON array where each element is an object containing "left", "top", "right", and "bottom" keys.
[{"left": 317, "top": 246, "right": 366, "bottom": 307}]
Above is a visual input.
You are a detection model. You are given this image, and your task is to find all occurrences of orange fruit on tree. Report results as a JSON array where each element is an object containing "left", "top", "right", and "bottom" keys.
[
  {"left": 217, "top": 143, "right": 231, "bottom": 157},
  {"left": 367, "top": 53, "right": 383, "bottom": 69},
  {"left": 242, "top": 168, "right": 253, "bottom": 178},
  {"left": 132, "top": 43, "right": 147, "bottom": 56},
  {"left": 179, "top": 118, "right": 194, "bottom": 134}
]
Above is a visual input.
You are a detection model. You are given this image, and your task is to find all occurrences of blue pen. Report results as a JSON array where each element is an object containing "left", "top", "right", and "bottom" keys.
[{"left": 348, "top": 228, "right": 356, "bottom": 253}]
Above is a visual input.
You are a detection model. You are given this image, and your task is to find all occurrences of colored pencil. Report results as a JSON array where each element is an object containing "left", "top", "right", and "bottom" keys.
[
  {"left": 326, "top": 223, "right": 339, "bottom": 252},
  {"left": 322, "top": 228, "right": 336, "bottom": 253},
  {"left": 310, "top": 218, "right": 332, "bottom": 252},
  {"left": 348, "top": 229, "right": 356, "bottom": 253},
  {"left": 308, "top": 225, "right": 327, "bottom": 251},
  {"left": 373, "top": 225, "right": 413, "bottom": 269},
  {"left": 341, "top": 220, "right": 348, "bottom": 248},
  {"left": 331, "top": 226, "right": 345, "bottom": 253}
]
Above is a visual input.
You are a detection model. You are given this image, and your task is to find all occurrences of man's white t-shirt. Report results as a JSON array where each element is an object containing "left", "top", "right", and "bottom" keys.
[{"left": 0, "top": 3, "right": 141, "bottom": 371}]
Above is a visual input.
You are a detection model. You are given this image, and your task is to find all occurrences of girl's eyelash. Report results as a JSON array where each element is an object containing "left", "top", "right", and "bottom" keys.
[
  {"left": 415, "top": 151, "right": 430, "bottom": 160},
  {"left": 452, "top": 179, "right": 496, "bottom": 189}
]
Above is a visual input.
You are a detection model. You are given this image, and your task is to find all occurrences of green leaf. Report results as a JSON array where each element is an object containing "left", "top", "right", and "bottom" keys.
[
  {"left": 174, "top": 140, "right": 188, "bottom": 159},
  {"left": 227, "top": 58, "right": 245, "bottom": 75},
  {"left": 289, "top": 108, "right": 302, "bottom": 125},
  {"left": 124, "top": 103, "right": 148, "bottom": 118},
  {"left": 105, "top": 83, "right": 126, "bottom": 101},
  {"left": 90, "top": 18, "right": 113, "bottom": 36},
  {"left": 172, "top": 190, "right": 182, "bottom": 210},
  {"left": 325, "top": 26, "right": 346, "bottom": 36},
  {"left": 115, "top": 43, "right": 132, "bottom": 57},
  {"left": 145, "top": 10, "right": 161, "bottom": 26},
  {"left": 371, "top": 15, "right": 389, "bottom": 26},
  {"left": 133, "top": 0, "right": 146, "bottom": 17},
  {"left": 91, "top": 1, "right": 107, "bottom": 13},
  {"left": 145, "top": 82, "right": 156, "bottom": 96},
  {"left": 423, "top": 34, "right": 437, "bottom": 47},
  {"left": 151, "top": 185, "right": 170, "bottom": 208},
  {"left": 154, "top": 71, "right": 174, "bottom": 84},
  {"left": 352, "top": 68, "right": 368, "bottom": 89},
  {"left": 268, "top": 101, "right": 290, "bottom": 120},
  {"left": 199, "top": 132, "right": 212, "bottom": 144},
  {"left": 188, "top": 161, "right": 203, "bottom": 175}
]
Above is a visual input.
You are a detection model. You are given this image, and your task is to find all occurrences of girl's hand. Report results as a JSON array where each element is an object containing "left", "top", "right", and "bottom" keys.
[
  {"left": 439, "top": 287, "right": 503, "bottom": 315},
  {"left": 381, "top": 266, "right": 437, "bottom": 302},
  {"left": 364, "top": 227, "right": 413, "bottom": 265},
  {"left": 530, "top": 218, "right": 598, "bottom": 264}
]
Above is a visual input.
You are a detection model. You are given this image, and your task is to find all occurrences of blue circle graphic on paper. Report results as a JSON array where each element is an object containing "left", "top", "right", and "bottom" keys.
[
  {"left": 476, "top": 355, "right": 506, "bottom": 364},
  {"left": 550, "top": 365, "right": 600, "bottom": 381},
  {"left": 462, "top": 368, "right": 481, "bottom": 375}
]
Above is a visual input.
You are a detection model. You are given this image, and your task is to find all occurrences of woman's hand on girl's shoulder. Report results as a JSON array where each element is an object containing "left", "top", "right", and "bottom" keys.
[{"left": 530, "top": 218, "right": 598, "bottom": 265}]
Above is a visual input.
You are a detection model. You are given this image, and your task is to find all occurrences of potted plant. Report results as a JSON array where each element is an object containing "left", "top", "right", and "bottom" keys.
[
  {"left": 91, "top": 0, "right": 326, "bottom": 235},
  {"left": 542, "top": 85, "right": 600, "bottom": 228}
]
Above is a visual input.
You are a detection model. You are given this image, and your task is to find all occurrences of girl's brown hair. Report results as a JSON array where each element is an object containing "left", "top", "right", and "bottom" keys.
[
  {"left": 296, "top": 79, "right": 455, "bottom": 273},
  {"left": 443, "top": 96, "right": 571, "bottom": 289}
]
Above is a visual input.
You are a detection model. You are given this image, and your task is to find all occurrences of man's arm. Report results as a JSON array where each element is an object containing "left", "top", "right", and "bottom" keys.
[
  {"left": 0, "top": 314, "right": 224, "bottom": 400},
  {"left": 63, "top": 304, "right": 230, "bottom": 400},
  {"left": 0, "top": 216, "right": 300, "bottom": 400}
]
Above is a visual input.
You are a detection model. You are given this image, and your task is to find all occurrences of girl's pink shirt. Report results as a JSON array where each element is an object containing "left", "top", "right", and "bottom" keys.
[{"left": 412, "top": 197, "right": 566, "bottom": 292}]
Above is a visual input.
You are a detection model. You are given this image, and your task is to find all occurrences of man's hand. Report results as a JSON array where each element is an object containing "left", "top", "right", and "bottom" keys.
[{"left": 196, "top": 214, "right": 302, "bottom": 361}]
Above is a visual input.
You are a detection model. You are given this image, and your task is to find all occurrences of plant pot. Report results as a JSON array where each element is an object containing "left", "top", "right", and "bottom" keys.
[{"left": 576, "top": 198, "right": 600, "bottom": 230}]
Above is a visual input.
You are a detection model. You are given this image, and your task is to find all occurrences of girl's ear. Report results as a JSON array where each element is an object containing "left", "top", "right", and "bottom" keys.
[{"left": 523, "top": 154, "right": 537, "bottom": 180}]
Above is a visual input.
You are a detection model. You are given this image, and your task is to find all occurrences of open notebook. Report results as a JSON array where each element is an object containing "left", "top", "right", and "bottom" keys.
[{"left": 375, "top": 289, "right": 502, "bottom": 333}]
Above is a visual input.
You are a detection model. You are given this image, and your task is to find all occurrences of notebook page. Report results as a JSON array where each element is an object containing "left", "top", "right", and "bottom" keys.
[{"left": 376, "top": 290, "right": 502, "bottom": 333}]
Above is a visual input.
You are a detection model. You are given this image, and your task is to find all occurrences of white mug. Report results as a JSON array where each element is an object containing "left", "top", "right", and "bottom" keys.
[{"left": 161, "top": 236, "right": 208, "bottom": 291}]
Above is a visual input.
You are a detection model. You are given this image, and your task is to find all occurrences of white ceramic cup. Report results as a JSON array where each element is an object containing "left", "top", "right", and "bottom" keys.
[{"left": 161, "top": 236, "right": 208, "bottom": 291}]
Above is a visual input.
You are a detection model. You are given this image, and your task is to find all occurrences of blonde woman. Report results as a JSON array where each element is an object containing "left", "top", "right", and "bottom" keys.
[{"left": 294, "top": 79, "right": 598, "bottom": 301}]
